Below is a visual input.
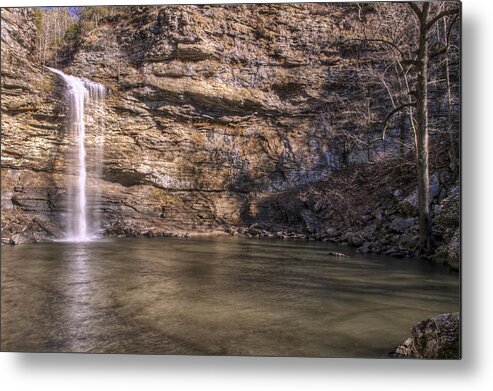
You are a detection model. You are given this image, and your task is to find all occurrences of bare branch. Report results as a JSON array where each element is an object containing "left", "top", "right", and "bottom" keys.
[
  {"left": 346, "top": 38, "right": 409, "bottom": 62},
  {"left": 401, "top": 59, "right": 420, "bottom": 67},
  {"left": 408, "top": 2, "right": 422, "bottom": 18},
  {"left": 429, "top": 14, "right": 460, "bottom": 60},
  {"left": 426, "top": 8, "right": 460, "bottom": 30},
  {"left": 429, "top": 46, "right": 448, "bottom": 60},
  {"left": 382, "top": 102, "right": 417, "bottom": 140}
]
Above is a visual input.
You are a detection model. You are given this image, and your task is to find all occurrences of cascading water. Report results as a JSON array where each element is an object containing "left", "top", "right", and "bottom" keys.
[{"left": 48, "top": 68, "right": 107, "bottom": 242}]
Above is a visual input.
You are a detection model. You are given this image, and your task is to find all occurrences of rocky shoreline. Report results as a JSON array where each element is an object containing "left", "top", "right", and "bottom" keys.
[{"left": 2, "top": 162, "right": 459, "bottom": 271}]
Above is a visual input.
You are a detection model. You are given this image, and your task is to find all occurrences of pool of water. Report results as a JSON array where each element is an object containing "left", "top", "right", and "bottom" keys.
[{"left": 1, "top": 236, "right": 460, "bottom": 357}]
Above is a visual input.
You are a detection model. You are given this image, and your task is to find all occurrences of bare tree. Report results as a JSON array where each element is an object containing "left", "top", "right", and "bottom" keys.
[
  {"left": 32, "top": 7, "right": 77, "bottom": 66},
  {"left": 408, "top": 2, "right": 460, "bottom": 253},
  {"left": 348, "top": 2, "right": 460, "bottom": 253}
]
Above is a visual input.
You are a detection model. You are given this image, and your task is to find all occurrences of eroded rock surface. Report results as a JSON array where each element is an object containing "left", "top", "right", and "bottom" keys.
[
  {"left": 1, "top": 5, "right": 365, "bottom": 241},
  {"left": 392, "top": 312, "right": 460, "bottom": 359},
  {"left": 1, "top": 8, "right": 67, "bottom": 242}
]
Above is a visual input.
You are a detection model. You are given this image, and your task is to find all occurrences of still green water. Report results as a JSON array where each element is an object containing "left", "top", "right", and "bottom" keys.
[{"left": 1, "top": 236, "right": 459, "bottom": 357}]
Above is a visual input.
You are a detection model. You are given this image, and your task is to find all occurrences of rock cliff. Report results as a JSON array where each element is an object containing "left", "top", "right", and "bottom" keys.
[
  {"left": 61, "top": 4, "right": 362, "bottom": 236},
  {"left": 1, "top": 5, "right": 460, "bottom": 268},
  {"left": 1, "top": 8, "right": 67, "bottom": 241}
]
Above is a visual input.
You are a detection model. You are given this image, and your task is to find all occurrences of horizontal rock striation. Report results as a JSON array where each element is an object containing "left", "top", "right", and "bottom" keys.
[{"left": 1, "top": 8, "right": 67, "bottom": 242}]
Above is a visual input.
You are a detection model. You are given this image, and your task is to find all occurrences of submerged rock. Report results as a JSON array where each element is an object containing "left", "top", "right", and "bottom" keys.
[
  {"left": 391, "top": 312, "right": 460, "bottom": 359},
  {"left": 327, "top": 251, "right": 349, "bottom": 257}
]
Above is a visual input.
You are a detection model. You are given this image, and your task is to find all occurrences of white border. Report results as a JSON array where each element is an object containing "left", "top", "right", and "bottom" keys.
[{"left": 1, "top": 0, "right": 492, "bottom": 390}]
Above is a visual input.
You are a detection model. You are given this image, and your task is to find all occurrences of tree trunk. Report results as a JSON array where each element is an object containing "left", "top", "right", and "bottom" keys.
[
  {"left": 415, "top": 4, "right": 432, "bottom": 253},
  {"left": 399, "top": 112, "right": 406, "bottom": 157}
]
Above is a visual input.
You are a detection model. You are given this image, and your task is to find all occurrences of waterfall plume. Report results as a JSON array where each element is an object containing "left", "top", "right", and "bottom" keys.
[{"left": 49, "top": 68, "right": 107, "bottom": 241}]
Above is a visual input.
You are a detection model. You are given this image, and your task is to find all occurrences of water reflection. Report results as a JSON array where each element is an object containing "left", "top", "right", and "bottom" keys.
[
  {"left": 1, "top": 236, "right": 460, "bottom": 356},
  {"left": 62, "top": 244, "right": 93, "bottom": 351}
]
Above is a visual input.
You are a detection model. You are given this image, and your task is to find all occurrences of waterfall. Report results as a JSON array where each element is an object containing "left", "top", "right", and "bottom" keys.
[{"left": 48, "top": 68, "right": 107, "bottom": 242}]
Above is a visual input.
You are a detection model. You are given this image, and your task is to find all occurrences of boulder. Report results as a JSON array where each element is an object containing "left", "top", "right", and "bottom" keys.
[
  {"left": 433, "top": 229, "right": 460, "bottom": 270},
  {"left": 435, "top": 185, "right": 460, "bottom": 230},
  {"left": 399, "top": 194, "right": 419, "bottom": 217},
  {"left": 447, "top": 229, "right": 460, "bottom": 270},
  {"left": 325, "top": 227, "right": 340, "bottom": 237},
  {"left": 361, "top": 223, "right": 377, "bottom": 240},
  {"left": 398, "top": 232, "right": 418, "bottom": 248},
  {"left": 371, "top": 208, "right": 384, "bottom": 221},
  {"left": 399, "top": 173, "right": 441, "bottom": 217},
  {"left": 390, "top": 217, "right": 416, "bottom": 233},
  {"left": 9, "top": 233, "right": 31, "bottom": 245},
  {"left": 349, "top": 233, "right": 364, "bottom": 247},
  {"left": 247, "top": 226, "right": 263, "bottom": 236},
  {"left": 392, "top": 312, "right": 460, "bottom": 359}
]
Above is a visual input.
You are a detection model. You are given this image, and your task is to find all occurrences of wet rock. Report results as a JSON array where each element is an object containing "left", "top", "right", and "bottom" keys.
[
  {"left": 357, "top": 242, "right": 370, "bottom": 253},
  {"left": 385, "top": 246, "right": 405, "bottom": 257},
  {"left": 252, "top": 222, "right": 271, "bottom": 230},
  {"left": 143, "top": 230, "right": 156, "bottom": 238},
  {"left": 390, "top": 217, "right": 416, "bottom": 233},
  {"left": 446, "top": 230, "right": 460, "bottom": 270},
  {"left": 9, "top": 233, "right": 31, "bottom": 245},
  {"left": 434, "top": 229, "right": 460, "bottom": 270},
  {"left": 327, "top": 251, "right": 349, "bottom": 257},
  {"left": 247, "top": 226, "right": 263, "bottom": 236},
  {"left": 226, "top": 226, "right": 238, "bottom": 235},
  {"left": 325, "top": 227, "right": 340, "bottom": 237},
  {"left": 348, "top": 233, "right": 364, "bottom": 247},
  {"left": 392, "top": 312, "right": 460, "bottom": 359},
  {"left": 398, "top": 232, "right": 418, "bottom": 248}
]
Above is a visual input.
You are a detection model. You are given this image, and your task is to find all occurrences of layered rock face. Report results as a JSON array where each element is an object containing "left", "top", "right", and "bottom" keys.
[
  {"left": 64, "top": 4, "right": 357, "bottom": 236},
  {"left": 1, "top": 4, "right": 460, "bottom": 268},
  {"left": 2, "top": 4, "right": 361, "bottom": 240},
  {"left": 1, "top": 8, "right": 67, "bottom": 242}
]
